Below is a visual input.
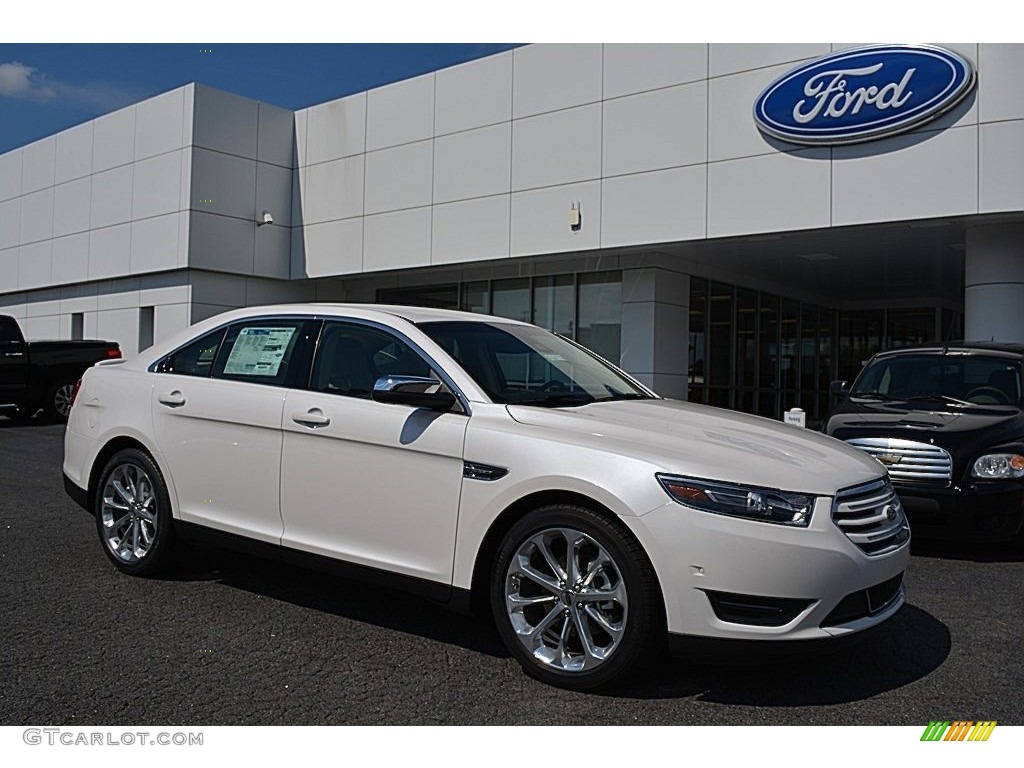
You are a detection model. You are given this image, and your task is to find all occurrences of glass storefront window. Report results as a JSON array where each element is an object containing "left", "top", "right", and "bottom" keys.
[
  {"left": 887, "top": 308, "right": 935, "bottom": 348},
  {"left": 491, "top": 278, "right": 531, "bottom": 323},
  {"left": 378, "top": 284, "right": 458, "bottom": 309},
  {"left": 688, "top": 278, "right": 707, "bottom": 403},
  {"left": 533, "top": 274, "right": 575, "bottom": 336},
  {"left": 577, "top": 272, "right": 622, "bottom": 363},
  {"left": 708, "top": 282, "right": 733, "bottom": 389},
  {"left": 736, "top": 287, "right": 756, "bottom": 389},
  {"left": 780, "top": 299, "right": 799, "bottom": 392},
  {"left": 461, "top": 281, "right": 490, "bottom": 315}
]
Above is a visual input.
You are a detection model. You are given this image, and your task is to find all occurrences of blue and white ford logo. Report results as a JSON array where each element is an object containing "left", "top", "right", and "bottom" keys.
[{"left": 753, "top": 45, "right": 976, "bottom": 146}]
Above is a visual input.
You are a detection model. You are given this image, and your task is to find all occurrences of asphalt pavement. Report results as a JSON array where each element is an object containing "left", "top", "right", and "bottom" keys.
[{"left": 1, "top": 416, "right": 1021, "bottom": 725}]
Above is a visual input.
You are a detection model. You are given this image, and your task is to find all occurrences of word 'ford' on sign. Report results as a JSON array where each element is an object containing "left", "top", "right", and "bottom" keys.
[{"left": 753, "top": 45, "right": 976, "bottom": 146}]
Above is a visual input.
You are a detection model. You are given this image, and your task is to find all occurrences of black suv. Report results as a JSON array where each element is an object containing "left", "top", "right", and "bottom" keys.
[{"left": 825, "top": 343, "right": 1024, "bottom": 544}]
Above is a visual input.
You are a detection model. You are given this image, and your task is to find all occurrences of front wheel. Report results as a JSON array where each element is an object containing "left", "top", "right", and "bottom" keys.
[
  {"left": 95, "top": 449, "right": 176, "bottom": 576},
  {"left": 490, "top": 504, "right": 664, "bottom": 690}
]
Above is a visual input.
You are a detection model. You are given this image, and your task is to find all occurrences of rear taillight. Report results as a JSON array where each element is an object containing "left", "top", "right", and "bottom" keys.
[
  {"left": 70, "top": 378, "right": 83, "bottom": 408},
  {"left": 106, "top": 347, "right": 122, "bottom": 359}
]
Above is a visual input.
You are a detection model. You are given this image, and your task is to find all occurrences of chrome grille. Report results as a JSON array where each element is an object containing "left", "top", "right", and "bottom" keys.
[
  {"left": 832, "top": 477, "right": 910, "bottom": 556},
  {"left": 844, "top": 437, "right": 953, "bottom": 484}
]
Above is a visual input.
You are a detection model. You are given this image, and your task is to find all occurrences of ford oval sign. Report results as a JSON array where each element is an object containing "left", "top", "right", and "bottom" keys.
[{"left": 753, "top": 45, "right": 976, "bottom": 146}]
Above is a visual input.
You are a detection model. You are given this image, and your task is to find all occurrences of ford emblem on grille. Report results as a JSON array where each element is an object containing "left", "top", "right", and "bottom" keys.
[{"left": 753, "top": 45, "right": 976, "bottom": 146}]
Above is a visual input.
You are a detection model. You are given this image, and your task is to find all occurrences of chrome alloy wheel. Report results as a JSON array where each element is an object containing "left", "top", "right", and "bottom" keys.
[
  {"left": 100, "top": 463, "right": 158, "bottom": 563},
  {"left": 53, "top": 384, "right": 74, "bottom": 418},
  {"left": 504, "top": 527, "right": 628, "bottom": 673}
]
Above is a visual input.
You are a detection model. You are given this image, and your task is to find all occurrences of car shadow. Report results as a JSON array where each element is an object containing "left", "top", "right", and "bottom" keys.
[
  {"left": 910, "top": 538, "right": 1023, "bottom": 564},
  {"left": 162, "top": 545, "right": 511, "bottom": 659},
  {"left": 162, "top": 545, "right": 950, "bottom": 703},
  {"left": 610, "top": 604, "right": 950, "bottom": 703}
]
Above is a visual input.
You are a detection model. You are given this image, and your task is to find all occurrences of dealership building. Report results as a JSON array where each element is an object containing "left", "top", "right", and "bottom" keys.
[{"left": 1, "top": 43, "right": 1023, "bottom": 424}]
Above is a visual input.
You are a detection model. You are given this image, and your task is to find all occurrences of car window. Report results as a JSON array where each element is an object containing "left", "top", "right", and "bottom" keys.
[
  {"left": 0, "top": 316, "right": 21, "bottom": 344},
  {"left": 212, "top": 320, "right": 306, "bottom": 387},
  {"left": 852, "top": 353, "right": 1024, "bottom": 405},
  {"left": 311, "top": 321, "right": 434, "bottom": 399},
  {"left": 420, "top": 321, "right": 650, "bottom": 406},
  {"left": 156, "top": 328, "right": 226, "bottom": 377}
]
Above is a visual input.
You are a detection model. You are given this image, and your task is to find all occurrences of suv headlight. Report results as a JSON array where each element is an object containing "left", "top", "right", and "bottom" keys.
[
  {"left": 656, "top": 474, "right": 814, "bottom": 527},
  {"left": 971, "top": 453, "right": 1024, "bottom": 479}
]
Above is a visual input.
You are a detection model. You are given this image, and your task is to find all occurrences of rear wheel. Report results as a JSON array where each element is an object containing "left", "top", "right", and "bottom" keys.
[
  {"left": 490, "top": 504, "right": 663, "bottom": 690},
  {"left": 95, "top": 449, "right": 176, "bottom": 576},
  {"left": 44, "top": 382, "right": 75, "bottom": 422}
]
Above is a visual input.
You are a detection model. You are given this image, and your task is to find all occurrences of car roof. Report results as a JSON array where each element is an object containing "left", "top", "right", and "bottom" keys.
[
  {"left": 213, "top": 303, "right": 531, "bottom": 327},
  {"left": 872, "top": 341, "right": 1024, "bottom": 359}
]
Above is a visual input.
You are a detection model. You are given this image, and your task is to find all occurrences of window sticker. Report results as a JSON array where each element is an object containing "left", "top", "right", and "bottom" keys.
[{"left": 223, "top": 327, "right": 296, "bottom": 377}]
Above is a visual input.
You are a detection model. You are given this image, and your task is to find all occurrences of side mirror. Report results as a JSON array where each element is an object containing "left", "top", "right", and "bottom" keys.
[
  {"left": 371, "top": 375, "right": 456, "bottom": 412},
  {"left": 830, "top": 380, "right": 850, "bottom": 396}
]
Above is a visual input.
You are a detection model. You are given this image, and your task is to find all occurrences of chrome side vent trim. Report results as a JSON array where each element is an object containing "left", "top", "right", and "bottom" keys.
[{"left": 463, "top": 462, "right": 508, "bottom": 481}]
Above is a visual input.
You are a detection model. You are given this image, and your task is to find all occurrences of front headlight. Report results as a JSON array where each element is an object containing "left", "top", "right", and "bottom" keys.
[
  {"left": 971, "top": 453, "right": 1024, "bottom": 479},
  {"left": 656, "top": 474, "right": 814, "bottom": 527}
]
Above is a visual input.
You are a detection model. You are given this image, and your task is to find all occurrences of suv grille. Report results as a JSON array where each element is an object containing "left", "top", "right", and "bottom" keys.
[
  {"left": 832, "top": 477, "right": 910, "bottom": 556},
  {"left": 844, "top": 437, "right": 953, "bottom": 484}
]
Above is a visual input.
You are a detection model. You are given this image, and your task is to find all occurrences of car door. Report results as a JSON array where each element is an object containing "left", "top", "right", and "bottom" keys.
[
  {"left": 0, "top": 316, "right": 27, "bottom": 407},
  {"left": 150, "top": 317, "right": 319, "bottom": 543},
  {"left": 280, "top": 319, "right": 468, "bottom": 584}
]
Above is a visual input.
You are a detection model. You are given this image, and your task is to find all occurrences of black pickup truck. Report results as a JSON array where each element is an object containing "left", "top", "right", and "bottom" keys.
[
  {"left": 0, "top": 315, "right": 121, "bottom": 422},
  {"left": 825, "top": 343, "right": 1024, "bottom": 545}
]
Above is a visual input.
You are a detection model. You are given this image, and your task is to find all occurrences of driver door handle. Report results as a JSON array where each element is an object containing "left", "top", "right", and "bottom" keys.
[
  {"left": 157, "top": 391, "right": 186, "bottom": 408},
  {"left": 291, "top": 408, "right": 330, "bottom": 428}
]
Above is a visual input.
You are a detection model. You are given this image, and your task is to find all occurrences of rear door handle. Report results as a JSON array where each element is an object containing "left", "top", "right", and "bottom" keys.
[
  {"left": 291, "top": 408, "right": 330, "bottom": 428},
  {"left": 2, "top": 352, "right": 24, "bottom": 357},
  {"left": 158, "top": 391, "right": 186, "bottom": 408}
]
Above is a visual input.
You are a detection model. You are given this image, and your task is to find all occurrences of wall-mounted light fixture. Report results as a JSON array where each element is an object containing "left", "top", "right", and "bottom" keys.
[
  {"left": 257, "top": 211, "right": 274, "bottom": 227},
  {"left": 569, "top": 202, "right": 582, "bottom": 233}
]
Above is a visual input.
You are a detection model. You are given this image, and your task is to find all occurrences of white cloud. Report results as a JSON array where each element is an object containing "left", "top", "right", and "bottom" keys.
[
  {"left": 0, "top": 61, "right": 56, "bottom": 100},
  {"left": 0, "top": 60, "right": 137, "bottom": 110}
]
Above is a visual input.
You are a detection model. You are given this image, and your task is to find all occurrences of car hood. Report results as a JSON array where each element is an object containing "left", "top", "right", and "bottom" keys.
[
  {"left": 506, "top": 399, "right": 884, "bottom": 496},
  {"left": 826, "top": 400, "right": 1021, "bottom": 434}
]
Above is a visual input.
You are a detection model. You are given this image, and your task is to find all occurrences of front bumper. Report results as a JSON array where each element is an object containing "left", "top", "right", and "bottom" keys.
[
  {"left": 623, "top": 496, "right": 910, "bottom": 642},
  {"left": 896, "top": 480, "right": 1024, "bottom": 542}
]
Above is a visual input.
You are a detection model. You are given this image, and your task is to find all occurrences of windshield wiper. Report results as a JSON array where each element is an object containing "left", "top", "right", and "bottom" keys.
[
  {"left": 593, "top": 393, "right": 651, "bottom": 402},
  {"left": 850, "top": 391, "right": 900, "bottom": 401},
  {"left": 904, "top": 394, "right": 974, "bottom": 407}
]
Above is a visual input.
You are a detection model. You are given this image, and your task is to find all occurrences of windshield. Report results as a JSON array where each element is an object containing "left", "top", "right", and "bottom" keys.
[
  {"left": 419, "top": 321, "right": 654, "bottom": 406},
  {"left": 850, "top": 353, "right": 1023, "bottom": 407}
]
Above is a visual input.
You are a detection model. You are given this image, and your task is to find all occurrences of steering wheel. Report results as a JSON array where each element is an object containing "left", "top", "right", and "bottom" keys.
[
  {"left": 965, "top": 386, "right": 1010, "bottom": 405},
  {"left": 537, "top": 380, "right": 568, "bottom": 393}
]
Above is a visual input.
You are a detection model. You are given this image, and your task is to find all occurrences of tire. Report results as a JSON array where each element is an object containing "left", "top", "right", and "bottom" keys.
[
  {"left": 43, "top": 381, "right": 75, "bottom": 422},
  {"left": 490, "top": 504, "right": 664, "bottom": 690},
  {"left": 94, "top": 448, "right": 176, "bottom": 576}
]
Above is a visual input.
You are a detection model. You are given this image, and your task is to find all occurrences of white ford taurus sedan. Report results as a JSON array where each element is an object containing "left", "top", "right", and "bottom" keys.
[{"left": 63, "top": 304, "right": 909, "bottom": 689}]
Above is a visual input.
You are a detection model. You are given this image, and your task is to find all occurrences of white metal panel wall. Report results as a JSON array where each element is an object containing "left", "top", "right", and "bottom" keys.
[
  {"left": 0, "top": 85, "right": 197, "bottom": 298},
  {"left": 288, "top": 43, "right": 1024, "bottom": 280},
  {"left": 188, "top": 86, "right": 294, "bottom": 280}
]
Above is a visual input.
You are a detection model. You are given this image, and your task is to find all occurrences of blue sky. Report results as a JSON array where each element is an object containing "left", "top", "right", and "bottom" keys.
[{"left": 0, "top": 44, "right": 520, "bottom": 154}]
